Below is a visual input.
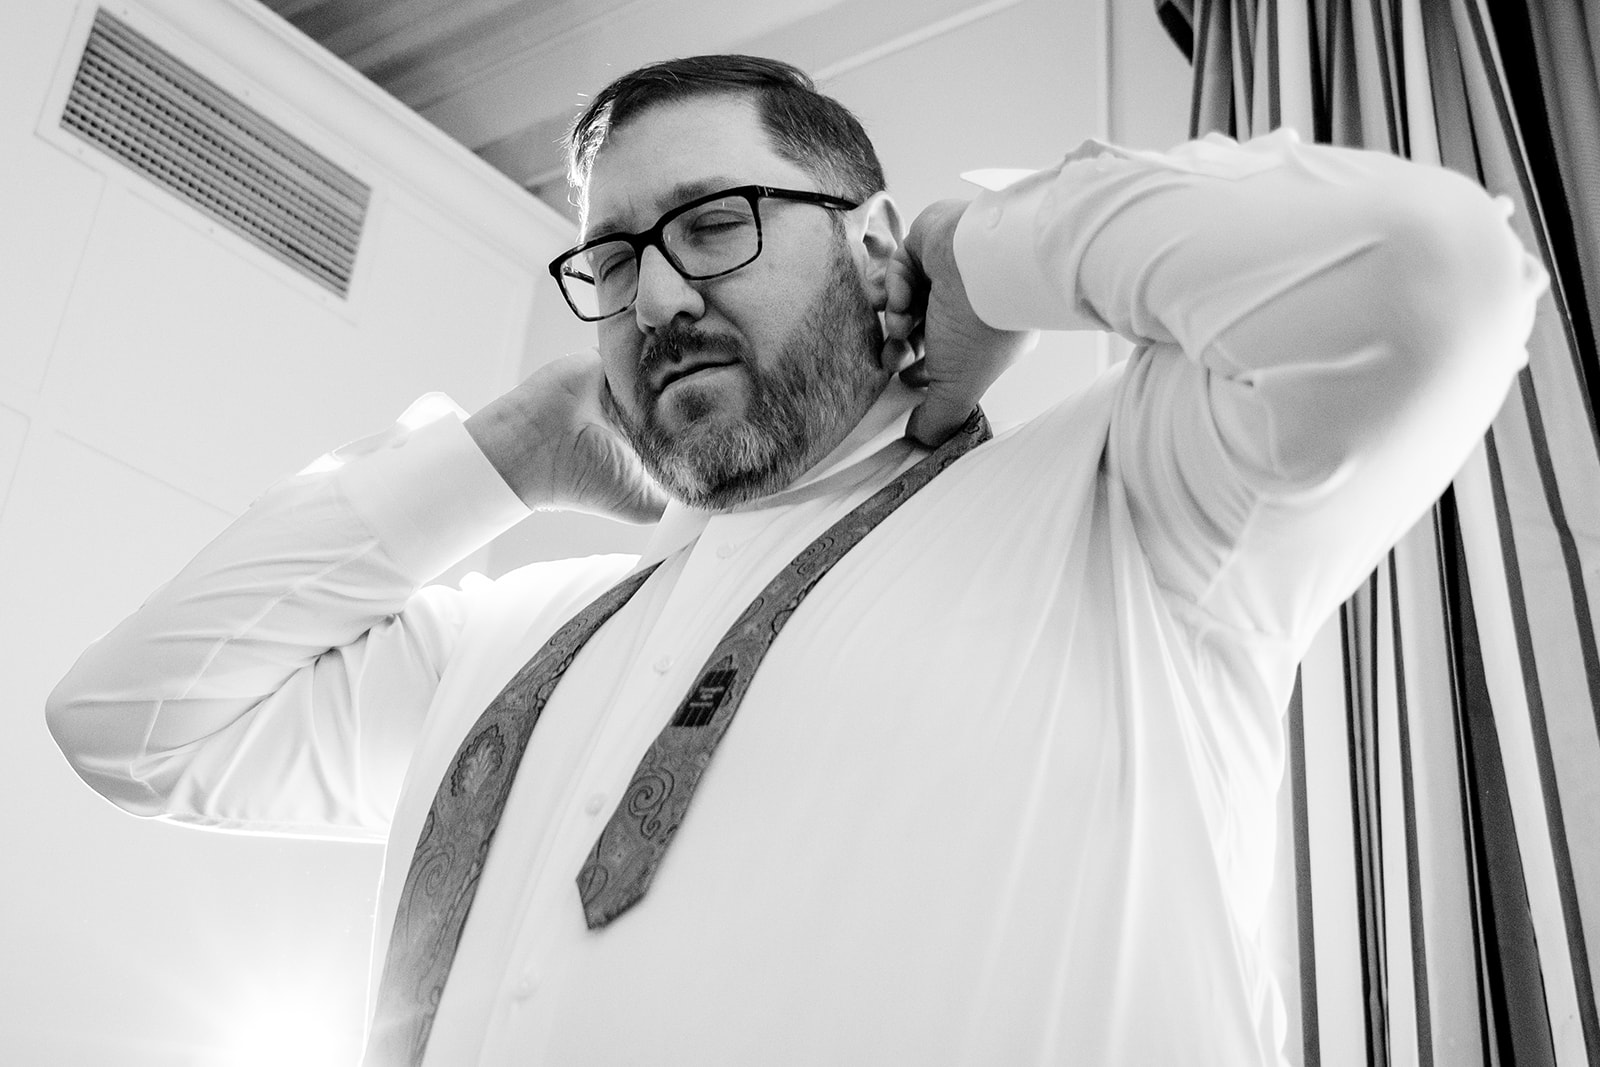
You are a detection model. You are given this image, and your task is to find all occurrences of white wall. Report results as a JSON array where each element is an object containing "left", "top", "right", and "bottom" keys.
[{"left": 1, "top": 1, "right": 582, "bottom": 1062}]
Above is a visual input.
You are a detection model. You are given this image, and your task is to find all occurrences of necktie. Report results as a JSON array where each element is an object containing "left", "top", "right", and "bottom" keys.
[{"left": 367, "top": 409, "right": 990, "bottom": 1065}]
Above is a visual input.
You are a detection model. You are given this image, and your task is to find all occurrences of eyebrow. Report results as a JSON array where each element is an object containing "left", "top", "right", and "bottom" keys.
[{"left": 585, "top": 176, "right": 742, "bottom": 241}]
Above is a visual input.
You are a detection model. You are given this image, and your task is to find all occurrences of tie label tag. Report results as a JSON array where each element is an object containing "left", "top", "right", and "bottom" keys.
[{"left": 671, "top": 663, "right": 738, "bottom": 727}]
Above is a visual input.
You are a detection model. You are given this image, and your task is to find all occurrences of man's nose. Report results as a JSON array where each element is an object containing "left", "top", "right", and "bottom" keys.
[{"left": 633, "top": 246, "right": 705, "bottom": 332}]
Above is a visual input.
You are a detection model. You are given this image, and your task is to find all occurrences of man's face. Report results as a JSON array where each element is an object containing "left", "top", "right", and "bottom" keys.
[{"left": 584, "top": 95, "right": 889, "bottom": 509}]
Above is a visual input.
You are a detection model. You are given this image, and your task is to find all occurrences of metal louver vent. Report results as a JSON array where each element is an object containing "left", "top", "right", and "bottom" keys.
[{"left": 62, "top": 9, "right": 369, "bottom": 296}]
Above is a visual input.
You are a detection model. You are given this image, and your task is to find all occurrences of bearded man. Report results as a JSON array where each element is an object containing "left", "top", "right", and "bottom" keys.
[{"left": 49, "top": 54, "right": 1543, "bottom": 1066}]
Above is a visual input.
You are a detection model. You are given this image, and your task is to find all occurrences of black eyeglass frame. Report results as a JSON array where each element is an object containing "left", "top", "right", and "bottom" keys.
[{"left": 547, "top": 185, "right": 860, "bottom": 322}]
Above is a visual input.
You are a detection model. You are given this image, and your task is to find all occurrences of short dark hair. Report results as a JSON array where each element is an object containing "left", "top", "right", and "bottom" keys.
[{"left": 565, "top": 55, "right": 886, "bottom": 221}]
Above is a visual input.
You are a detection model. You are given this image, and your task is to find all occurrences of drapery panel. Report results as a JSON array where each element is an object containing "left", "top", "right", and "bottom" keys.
[{"left": 1154, "top": 2, "right": 1600, "bottom": 1065}]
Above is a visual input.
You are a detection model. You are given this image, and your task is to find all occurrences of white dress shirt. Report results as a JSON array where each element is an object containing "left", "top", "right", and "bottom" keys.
[{"left": 49, "top": 130, "right": 1543, "bottom": 1065}]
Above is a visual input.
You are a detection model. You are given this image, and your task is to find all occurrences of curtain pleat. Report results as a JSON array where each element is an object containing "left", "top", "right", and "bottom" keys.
[
  {"left": 1394, "top": 513, "right": 1469, "bottom": 1067},
  {"left": 1286, "top": 678, "right": 1324, "bottom": 1058},
  {"left": 1494, "top": 2, "right": 1600, "bottom": 425},
  {"left": 1379, "top": 553, "right": 1428, "bottom": 1067},
  {"left": 1343, "top": 582, "right": 1395, "bottom": 1067},
  {"left": 1154, "top": 0, "right": 1600, "bottom": 1063},
  {"left": 1449, "top": 441, "right": 1560, "bottom": 1067},
  {"left": 1190, "top": 0, "right": 1237, "bottom": 137},
  {"left": 1448, "top": 1, "right": 1600, "bottom": 1059},
  {"left": 1301, "top": 614, "right": 1371, "bottom": 1065}
]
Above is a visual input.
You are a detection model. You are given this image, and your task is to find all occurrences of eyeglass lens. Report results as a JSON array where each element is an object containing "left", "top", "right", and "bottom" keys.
[{"left": 559, "top": 194, "right": 763, "bottom": 320}]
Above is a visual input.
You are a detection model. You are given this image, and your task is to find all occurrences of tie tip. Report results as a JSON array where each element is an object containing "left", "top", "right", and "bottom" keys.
[{"left": 579, "top": 886, "right": 640, "bottom": 930}]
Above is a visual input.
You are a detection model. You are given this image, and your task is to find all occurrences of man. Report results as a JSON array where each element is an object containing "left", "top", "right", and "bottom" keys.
[{"left": 49, "top": 55, "right": 1542, "bottom": 1066}]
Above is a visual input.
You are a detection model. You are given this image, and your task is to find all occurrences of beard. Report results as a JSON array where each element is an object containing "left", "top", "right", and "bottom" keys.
[{"left": 605, "top": 240, "right": 890, "bottom": 510}]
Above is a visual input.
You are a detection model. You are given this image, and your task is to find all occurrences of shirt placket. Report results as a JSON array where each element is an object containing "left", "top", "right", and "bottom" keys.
[{"left": 480, "top": 505, "right": 782, "bottom": 1057}]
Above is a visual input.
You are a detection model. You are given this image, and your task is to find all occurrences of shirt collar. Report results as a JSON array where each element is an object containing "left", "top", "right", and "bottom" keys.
[{"left": 638, "top": 376, "right": 923, "bottom": 566}]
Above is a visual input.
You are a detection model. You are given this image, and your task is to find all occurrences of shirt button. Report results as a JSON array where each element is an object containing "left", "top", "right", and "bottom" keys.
[
  {"left": 653, "top": 654, "right": 674, "bottom": 673},
  {"left": 715, "top": 542, "right": 736, "bottom": 559},
  {"left": 584, "top": 793, "right": 605, "bottom": 815},
  {"left": 513, "top": 969, "right": 538, "bottom": 1001}
]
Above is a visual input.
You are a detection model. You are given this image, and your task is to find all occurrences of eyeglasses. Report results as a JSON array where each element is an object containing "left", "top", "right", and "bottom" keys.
[{"left": 548, "top": 185, "right": 859, "bottom": 322}]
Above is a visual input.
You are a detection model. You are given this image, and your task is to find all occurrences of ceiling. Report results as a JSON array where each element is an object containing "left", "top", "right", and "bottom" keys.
[{"left": 254, "top": 0, "right": 1007, "bottom": 222}]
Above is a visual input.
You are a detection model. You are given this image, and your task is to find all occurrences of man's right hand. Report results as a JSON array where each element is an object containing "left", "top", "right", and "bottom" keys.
[{"left": 465, "top": 351, "right": 668, "bottom": 524}]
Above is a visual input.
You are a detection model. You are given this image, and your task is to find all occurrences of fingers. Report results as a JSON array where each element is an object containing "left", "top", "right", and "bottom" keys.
[
  {"left": 906, "top": 380, "right": 978, "bottom": 448},
  {"left": 884, "top": 198, "right": 1032, "bottom": 446},
  {"left": 879, "top": 336, "right": 919, "bottom": 373},
  {"left": 883, "top": 251, "right": 919, "bottom": 331},
  {"left": 898, "top": 356, "right": 929, "bottom": 388},
  {"left": 901, "top": 325, "right": 1040, "bottom": 446},
  {"left": 880, "top": 247, "right": 926, "bottom": 370}
]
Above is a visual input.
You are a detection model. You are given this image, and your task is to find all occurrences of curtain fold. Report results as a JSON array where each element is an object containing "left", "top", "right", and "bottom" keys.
[{"left": 1154, "top": 2, "right": 1600, "bottom": 1065}]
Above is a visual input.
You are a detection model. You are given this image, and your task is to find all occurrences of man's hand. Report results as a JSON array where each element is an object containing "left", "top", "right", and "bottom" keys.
[
  {"left": 465, "top": 351, "right": 668, "bottom": 524},
  {"left": 883, "top": 199, "right": 1039, "bottom": 445}
]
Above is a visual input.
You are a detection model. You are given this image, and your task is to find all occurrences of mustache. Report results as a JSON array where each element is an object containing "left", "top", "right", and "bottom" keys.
[{"left": 639, "top": 323, "right": 744, "bottom": 384}]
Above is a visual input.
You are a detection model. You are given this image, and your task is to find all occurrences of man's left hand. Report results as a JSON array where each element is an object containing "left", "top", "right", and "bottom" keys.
[{"left": 883, "top": 198, "right": 1039, "bottom": 446}]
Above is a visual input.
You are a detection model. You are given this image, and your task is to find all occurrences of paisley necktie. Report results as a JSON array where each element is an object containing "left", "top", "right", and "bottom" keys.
[{"left": 366, "top": 409, "right": 990, "bottom": 1065}]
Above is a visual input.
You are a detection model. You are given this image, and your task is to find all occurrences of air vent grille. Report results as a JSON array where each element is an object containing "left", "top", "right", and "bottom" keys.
[{"left": 62, "top": 9, "right": 369, "bottom": 296}]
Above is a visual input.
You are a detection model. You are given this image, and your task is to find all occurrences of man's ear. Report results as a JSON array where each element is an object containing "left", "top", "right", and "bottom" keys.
[{"left": 844, "top": 192, "right": 904, "bottom": 309}]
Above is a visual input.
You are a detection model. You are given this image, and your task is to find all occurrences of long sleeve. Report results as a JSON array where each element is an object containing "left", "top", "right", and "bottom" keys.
[
  {"left": 954, "top": 129, "right": 1546, "bottom": 644},
  {"left": 46, "top": 399, "right": 531, "bottom": 839}
]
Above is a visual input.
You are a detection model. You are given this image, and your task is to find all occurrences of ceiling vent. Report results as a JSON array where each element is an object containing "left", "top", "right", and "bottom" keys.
[{"left": 61, "top": 8, "right": 370, "bottom": 297}]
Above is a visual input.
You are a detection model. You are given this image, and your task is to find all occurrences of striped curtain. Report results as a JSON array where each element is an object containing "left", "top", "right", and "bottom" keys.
[{"left": 1153, "top": 2, "right": 1600, "bottom": 1065}]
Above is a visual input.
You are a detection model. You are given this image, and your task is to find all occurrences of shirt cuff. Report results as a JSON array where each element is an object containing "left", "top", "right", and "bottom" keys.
[
  {"left": 335, "top": 396, "right": 531, "bottom": 582},
  {"left": 953, "top": 166, "right": 1076, "bottom": 332}
]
